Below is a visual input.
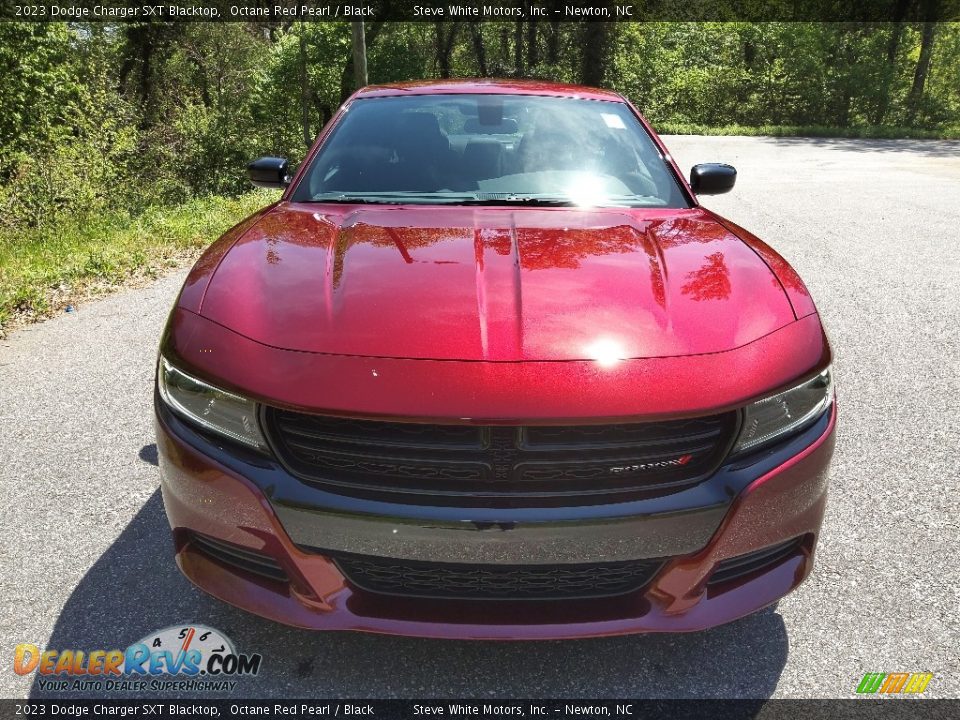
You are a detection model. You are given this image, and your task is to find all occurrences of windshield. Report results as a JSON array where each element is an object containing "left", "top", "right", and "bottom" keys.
[{"left": 291, "top": 94, "right": 689, "bottom": 208}]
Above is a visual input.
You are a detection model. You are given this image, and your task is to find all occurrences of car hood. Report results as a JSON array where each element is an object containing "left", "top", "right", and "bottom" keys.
[{"left": 199, "top": 204, "right": 796, "bottom": 361}]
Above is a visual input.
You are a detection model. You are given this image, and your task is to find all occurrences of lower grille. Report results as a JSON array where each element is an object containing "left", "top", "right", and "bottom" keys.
[
  {"left": 708, "top": 537, "right": 803, "bottom": 586},
  {"left": 191, "top": 534, "right": 288, "bottom": 583},
  {"left": 264, "top": 409, "right": 737, "bottom": 507},
  {"left": 334, "top": 554, "right": 663, "bottom": 600}
]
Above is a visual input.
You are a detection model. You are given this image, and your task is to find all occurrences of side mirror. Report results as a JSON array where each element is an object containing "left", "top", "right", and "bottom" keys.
[
  {"left": 690, "top": 163, "right": 736, "bottom": 195},
  {"left": 248, "top": 156, "right": 290, "bottom": 189}
]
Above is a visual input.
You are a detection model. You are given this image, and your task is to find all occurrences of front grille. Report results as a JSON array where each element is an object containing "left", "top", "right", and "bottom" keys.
[
  {"left": 708, "top": 537, "right": 803, "bottom": 586},
  {"left": 190, "top": 534, "right": 288, "bottom": 583},
  {"left": 335, "top": 554, "right": 663, "bottom": 600},
  {"left": 264, "top": 409, "right": 737, "bottom": 507}
]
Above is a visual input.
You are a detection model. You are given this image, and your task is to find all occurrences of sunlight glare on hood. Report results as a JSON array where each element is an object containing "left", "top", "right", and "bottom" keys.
[{"left": 585, "top": 337, "right": 627, "bottom": 368}]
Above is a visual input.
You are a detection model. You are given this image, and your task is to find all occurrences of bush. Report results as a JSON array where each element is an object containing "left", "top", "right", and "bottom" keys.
[{"left": 0, "top": 190, "right": 278, "bottom": 332}]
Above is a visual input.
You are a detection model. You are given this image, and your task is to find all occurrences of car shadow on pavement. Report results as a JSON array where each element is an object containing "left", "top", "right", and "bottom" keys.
[
  {"left": 31, "top": 489, "right": 790, "bottom": 700},
  {"left": 761, "top": 135, "right": 960, "bottom": 158}
]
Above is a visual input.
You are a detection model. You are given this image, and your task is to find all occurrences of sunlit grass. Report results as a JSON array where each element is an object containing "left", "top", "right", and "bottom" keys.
[{"left": 0, "top": 190, "right": 278, "bottom": 332}]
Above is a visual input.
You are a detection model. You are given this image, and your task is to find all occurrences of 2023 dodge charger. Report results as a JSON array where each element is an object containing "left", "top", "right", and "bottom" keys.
[{"left": 155, "top": 80, "right": 835, "bottom": 639}]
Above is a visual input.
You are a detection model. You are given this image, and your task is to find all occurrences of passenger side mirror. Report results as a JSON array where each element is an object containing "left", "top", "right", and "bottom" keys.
[
  {"left": 689, "top": 163, "right": 737, "bottom": 195},
  {"left": 248, "top": 156, "right": 290, "bottom": 189}
]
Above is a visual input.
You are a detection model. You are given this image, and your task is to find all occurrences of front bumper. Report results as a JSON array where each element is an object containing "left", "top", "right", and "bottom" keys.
[{"left": 155, "top": 396, "right": 835, "bottom": 639}]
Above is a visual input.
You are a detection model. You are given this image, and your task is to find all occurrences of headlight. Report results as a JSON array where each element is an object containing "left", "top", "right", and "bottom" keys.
[
  {"left": 157, "top": 356, "right": 267, "bottom": 450},
  {"left": 732, "top": 367, "right": 833, "bottom": 456}
]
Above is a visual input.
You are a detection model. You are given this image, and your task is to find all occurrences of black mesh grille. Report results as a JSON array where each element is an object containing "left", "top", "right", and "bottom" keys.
[
  {"left": 523, "top": 418, "right": 727, "bottom": 448},
  {"left": 264, "top": 409, "right": 737, "bottom": 507},
  {"left": 334, "top": 554, "right": 663, "bottom": 600}
]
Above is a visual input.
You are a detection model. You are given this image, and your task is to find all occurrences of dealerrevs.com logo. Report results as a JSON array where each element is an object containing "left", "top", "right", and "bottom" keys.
[{"left": 14, "top": 625, "right": 261, "bottom": 693}]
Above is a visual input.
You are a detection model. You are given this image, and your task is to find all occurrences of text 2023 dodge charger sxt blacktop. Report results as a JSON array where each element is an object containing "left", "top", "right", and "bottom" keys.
[{"left": 154, "top": 80, "right": 835, "bottom": 639}]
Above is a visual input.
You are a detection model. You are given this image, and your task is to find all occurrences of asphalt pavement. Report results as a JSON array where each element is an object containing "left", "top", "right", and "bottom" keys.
[{"left": 1, "top": 136, "right": 958, "bottom": 699}]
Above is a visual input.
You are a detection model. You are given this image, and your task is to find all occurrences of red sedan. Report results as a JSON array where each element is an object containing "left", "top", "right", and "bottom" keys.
[{"left": 155, "top": 80, "right": 835, "bottom": 639}]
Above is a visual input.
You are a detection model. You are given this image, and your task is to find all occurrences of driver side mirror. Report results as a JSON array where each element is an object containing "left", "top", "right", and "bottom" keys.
[
  {"left": 248, "top": 156, "right": 290, "bottom": 189},
  {"left": 690, "top": 163, "right": 737, "bottom": 195}
]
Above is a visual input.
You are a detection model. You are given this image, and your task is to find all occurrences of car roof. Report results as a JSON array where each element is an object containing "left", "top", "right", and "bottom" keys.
[{"left": 352, "top": 79, "right": 625, "bottom": 102}]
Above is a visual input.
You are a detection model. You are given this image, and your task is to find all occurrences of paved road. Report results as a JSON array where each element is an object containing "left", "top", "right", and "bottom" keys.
[{"left": 1, "top": 137, "right": 958, "bottom": 699}]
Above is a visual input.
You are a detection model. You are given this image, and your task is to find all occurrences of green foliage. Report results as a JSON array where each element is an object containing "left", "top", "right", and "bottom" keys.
[
  {"left": 0, "top": 23, "right": 80, "bottom": 156},
  {"left": 1, "top": 75, "right": 140, "bottom": 227},
  {"left": 1, "top": 19, "right": 959, "bottom": 331},
  {"left": 0, "top": 190, "right": 278, "bottom": 330},
  {"left": 368, "top": 24, "right": 433, "bottom": 83},
  {"left": 611, "top": 23, "right": 960, "bottom": 130},
  {"left": 3, "top": 20, "right": 958, "bottom": 237},
  {"left": 132, "top": 23, "right": 275, "bottom": 198},
  {"left": 255, "top": 22, "right": 351, "bottom": 158}
]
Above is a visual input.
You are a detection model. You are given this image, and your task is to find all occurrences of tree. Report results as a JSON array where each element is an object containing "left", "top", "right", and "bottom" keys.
[
  {"left": 352, "top": 22, "right": 368, "bottom": 88},
  {"left": 340, "top": 21, "right": 382, "bottom": 101},
  {"left": 469, "top": 25, "right": 488, "bottom": 76},
  {"left": 526, "top": 17, "right": 539, "bottom": 69},
  {"left": 580, "top": 20, "right": 611, "bottom": 87},
  {"left": 908, "top": 17, "right": 939, "bottom": 122},
  {"left": 873, "top": 0, "right": 914, "bottom": 124},
  {"left": 299, "top": 25, "right": 312, "bottom": 147},
  {"left": 0, "top": 23, "right": 78, "bottom": 159},
  {"left": 434, "top": 23, "right": 459, "bottom": 78}
]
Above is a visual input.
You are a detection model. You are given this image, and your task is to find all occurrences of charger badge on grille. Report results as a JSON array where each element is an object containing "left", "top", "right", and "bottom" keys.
[{"left": 609, "top": 453, "right": 694, "bottom": 474}]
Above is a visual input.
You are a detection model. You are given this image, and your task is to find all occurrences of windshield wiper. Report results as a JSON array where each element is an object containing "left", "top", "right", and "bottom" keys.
[
  {"left": 303, "top": 194, "right": 409, "bottom": 205},
  {"left": 461, "top": 193, "right": 664, "bottom": 207},
  {"left": 302, "top": 192, "right": 661, "bottom": 207},
  {"left": 457, "top": 194, "right": 576, "bottom": 207},
  {"left": 303, "top": 192, "right": 571, "bottom": 206}
]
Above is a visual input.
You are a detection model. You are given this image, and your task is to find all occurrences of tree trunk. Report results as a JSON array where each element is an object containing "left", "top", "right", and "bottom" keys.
[
  {"left": 352, "top": 22, "right": 368, "bottom": 89},
  {"left": 526, "top": 17, "right": 538, "bottom": 70},
  {"left": 887, "top": 0, "right": 911, "bottom": 63},
  {"left": 499, "top": 26, "right": 510, "bottom": 72},
  {"left": 185, "top": 40, "right": 212, "bottom": 108},
  {"left": 470, "top": 25, "right": 488, "bottom": 76},
  {"left": 315, "top": 103, "right": 333, "bottom": 134},
  {"left": 340, "top": 21, "right": 384, "bottom": 102},
  {"left": 547, "top": 21, "right": 560, "bottom": 65},
  {"left": 514, "top": 21, "right": 524, "bottom": 76},
  {"left": 908, "top": 20, "right": 938, "bottom": 123},
  {"left": 138, "top": 31, "right": 154, "bottom": 110},
  {"left": 435, "top": 23, "right": 459, "bottom": 78},
  {"left": 835, "top": 29, "right": 857, "bottom": 127},
  {"left": 580, "top": 22, "right": 611, "bottom": 87},
  {"left": 872, "top": 24, "right": 905, "bottom": 124},
  {"left": 872, "top": 0, "right": 911, "bottom": 125},
  {"left": 299, "top": 26, "right": 311, "bottom": 148}
]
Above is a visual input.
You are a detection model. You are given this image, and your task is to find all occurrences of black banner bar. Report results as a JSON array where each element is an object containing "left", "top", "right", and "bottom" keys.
[
  {"left": 1, "top": 0, "right": 959, "bottom": 23},
  {"left": 2, "top": 700, "right": 959, "bottom": 720}
]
